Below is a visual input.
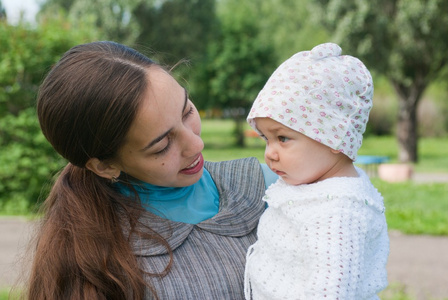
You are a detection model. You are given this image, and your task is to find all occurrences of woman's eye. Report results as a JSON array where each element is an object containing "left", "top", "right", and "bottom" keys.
[
  {"left": 183, "top": 106, "right": 194, "bottom": 120},
  {"left": 279, "top": 136, "right": 290, "bottom": 143},
  {"left": 154, "top": 138, "right": 171, "bottom": 155},
  {"left": 155, "top": 145, "right": 170, "bottom": 155}
]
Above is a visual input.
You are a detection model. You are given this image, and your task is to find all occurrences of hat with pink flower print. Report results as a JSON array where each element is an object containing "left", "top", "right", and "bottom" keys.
[{"left": 247, "top": 43, "right": 373, "bottom": 161}]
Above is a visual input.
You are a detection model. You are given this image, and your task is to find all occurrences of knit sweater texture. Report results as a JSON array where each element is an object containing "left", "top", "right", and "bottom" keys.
[{"left": 245, "top": 167, "right": 389, "bottom": 300}]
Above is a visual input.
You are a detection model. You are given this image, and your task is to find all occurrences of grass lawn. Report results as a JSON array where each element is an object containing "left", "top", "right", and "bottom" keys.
[{"left": 0, "top": 290, "right": 7, "bottom": 300}]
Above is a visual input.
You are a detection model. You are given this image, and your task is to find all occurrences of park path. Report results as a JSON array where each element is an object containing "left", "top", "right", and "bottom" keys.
[
  {"left": 1, "top": 173, "right": 447, "bottom": 299},
  {"left": 1, "top": 218, "right": 448, "bottom": 299}
]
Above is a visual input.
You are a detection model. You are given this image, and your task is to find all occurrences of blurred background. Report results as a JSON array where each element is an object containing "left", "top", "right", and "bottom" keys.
[
  {"left": 0, "top": 0, "right": 447, "bottom": 213},
  {"left": 1, "top": 1, "right": 448, "bottom": 299}
]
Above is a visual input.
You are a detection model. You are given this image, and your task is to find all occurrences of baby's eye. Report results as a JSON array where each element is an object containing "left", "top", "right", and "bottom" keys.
[{"left": 278, "top": 136, "right": 290, "bottom": 143}]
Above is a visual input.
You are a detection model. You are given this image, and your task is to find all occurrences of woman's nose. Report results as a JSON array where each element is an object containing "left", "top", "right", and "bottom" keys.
[{"left": 181, "top": 128, "right": 204, "bottom": 157}]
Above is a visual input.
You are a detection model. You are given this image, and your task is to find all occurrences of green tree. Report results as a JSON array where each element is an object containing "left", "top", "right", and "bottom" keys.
[
  {"left": 38, "top": 0, "right": 141, "bottom": 44},
  {"left": 0, "top": 1, "right": 6, "bottom": 21},
  {"left": 0, "top": 18, "right": 98, "bottom": 212},
  {"left": 0, "top": 108, "right": 66, "bottom": 213},
  {"left": 133, "top": 0, "right": 218, "bottom": 66},
  {"left": 256, "top": 0, "right": 328, "bottom": 64},
  {"left": 312, "top": 0, "right": 448, "bottom": 163},
  {"left": 39, "top": 0, "right": 76, "bottom": 12},
  {"left": 205, "top": 0, "right": 276, "bottom": 147},
  {"left": 0, "top": 22, "right": 39, "bottom": 115},
  {"left": 38, "top": 0, "right": 220, "bottom": 108},
  {"left": 0, "top": 15, "right": 98, "bottom": 116},
  {"left": 132, "top": 0, "right": 220, "bottom": 114}
]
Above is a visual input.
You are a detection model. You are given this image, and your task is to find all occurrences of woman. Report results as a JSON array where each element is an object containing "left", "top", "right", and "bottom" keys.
[{"left": 28, "top": 41, "right": 276, "bottom": 299}]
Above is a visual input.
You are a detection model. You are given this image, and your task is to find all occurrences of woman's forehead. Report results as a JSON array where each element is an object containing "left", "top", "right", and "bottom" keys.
[{"left": 125, "top": 68, "right": 186, "bottom": 147}]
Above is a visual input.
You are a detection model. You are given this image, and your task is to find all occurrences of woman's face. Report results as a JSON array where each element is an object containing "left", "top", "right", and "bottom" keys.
[{"left": 115, "top": 67, "right": 204, "bottom": 187}]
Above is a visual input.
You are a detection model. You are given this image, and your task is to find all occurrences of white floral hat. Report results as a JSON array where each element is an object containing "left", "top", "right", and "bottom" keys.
[{"left": 247, "top": 43, "right": 373, "bottom": 161}]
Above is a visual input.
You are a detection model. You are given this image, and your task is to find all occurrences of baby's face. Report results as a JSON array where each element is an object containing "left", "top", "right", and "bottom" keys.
[{"left": 255, "top": 117, "right": 347, "bottom": 185}]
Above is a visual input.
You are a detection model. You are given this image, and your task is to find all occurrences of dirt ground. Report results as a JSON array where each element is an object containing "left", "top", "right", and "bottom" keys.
[
  {"left": 386, "top": 230, "right": 448, "bottom": 300},
  {"left": 1, "top": 217, "right": 448, "bottom": 299}
]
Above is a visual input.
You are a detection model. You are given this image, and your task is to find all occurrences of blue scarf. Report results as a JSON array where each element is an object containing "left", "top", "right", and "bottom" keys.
[{"left": 116, "top": 168, "right": 219, "bottom": 224}]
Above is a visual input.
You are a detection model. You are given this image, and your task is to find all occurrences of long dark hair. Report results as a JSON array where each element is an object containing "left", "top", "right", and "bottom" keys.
[{"left": 27, "top": 41, "right": 172, "bottom": 299}]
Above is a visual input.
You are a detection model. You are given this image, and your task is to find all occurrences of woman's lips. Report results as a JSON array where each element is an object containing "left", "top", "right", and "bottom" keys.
[{"left": 180, "top": 153, "right": 204, "bottom": 175}]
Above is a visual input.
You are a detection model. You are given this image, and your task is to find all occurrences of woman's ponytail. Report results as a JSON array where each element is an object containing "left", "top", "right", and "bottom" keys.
[{"left": 27, "top": 164, "right": 148, "bottom": 299}]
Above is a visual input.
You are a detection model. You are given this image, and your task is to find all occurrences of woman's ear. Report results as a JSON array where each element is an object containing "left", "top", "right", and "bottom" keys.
[{"left": 85, "top": 158, "right": 121, "bottom": 180}]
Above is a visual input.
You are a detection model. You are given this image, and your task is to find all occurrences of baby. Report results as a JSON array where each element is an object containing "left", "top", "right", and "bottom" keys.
[{"left": 244, "top": 43, "right": 389, "bottom": 300}]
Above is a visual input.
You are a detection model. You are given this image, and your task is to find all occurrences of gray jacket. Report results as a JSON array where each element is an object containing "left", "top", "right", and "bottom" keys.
[{"left": 133, "top": 157, "right": 266, "bottom": 299}]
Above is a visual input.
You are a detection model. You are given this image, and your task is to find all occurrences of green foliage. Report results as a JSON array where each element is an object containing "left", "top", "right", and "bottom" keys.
[
  {"left": 0, "top": 108, "right": 66, "bottom": 214},
  {"left": 256, "top": 0, "right": 328, "bottom": 63},
  {"left": 0, "top": 17, "right": 97, "bottom": 213},
  {"left": 206, "top": 0, "right": 276, "bottom": 111},
  {"left": 1, "top": 0, "right": 447, "bottom": 220},
  {"left": 131, "top": 0, "right": 221, "bottom": 115},
  {"left": 0, "top": 1, "right": 5, "bottom": 21},
  {"left": 0, "top": 22, "right": 40, "bottom": 115},
  {"left": 68, "top": 0, "right": 140, "bottom": 45},
  {"left": 311, "top": 0, "right": 448, "bottom": 82},
  {"left": 133, "top": 0, "right": 218, "bottom": 66},
  {"left": 39, "top": 0, "right": 139, "bottom": 44},
  {"left": 39, "top": 0, "right": 76, "bottom": 12},
  {"left": 0, "top": 17, "right": 99, "bottom": 116},
  {"left": 310, "top": 0, "right": 448, "bottom": 162},
  {"left": 193, "top": 0, "right": 279, "bottom": 146}
]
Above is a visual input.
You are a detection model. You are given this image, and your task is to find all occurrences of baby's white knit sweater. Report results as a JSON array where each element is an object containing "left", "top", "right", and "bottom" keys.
[{"left": 245, "top": 167, "right": 389, "bottom": 300}]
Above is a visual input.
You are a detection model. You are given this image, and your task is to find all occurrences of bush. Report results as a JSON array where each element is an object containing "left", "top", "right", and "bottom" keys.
[
  {"left": 0, "top": 108, "right": 65, "bottom": 214},
  {"left": 0, "top": 14, "right": 99, "bottom": 214}
]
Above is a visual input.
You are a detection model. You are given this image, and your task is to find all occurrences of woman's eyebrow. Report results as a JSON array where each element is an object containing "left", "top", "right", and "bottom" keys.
[
  {"left": 140, "top": 88, "right": 188, "bottom": 152},
  {"left": 140, "top": 128, "right": 172, "bottom": 152}
]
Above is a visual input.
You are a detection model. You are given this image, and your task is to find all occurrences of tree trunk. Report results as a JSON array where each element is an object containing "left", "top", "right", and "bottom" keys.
[
  {"left": 235, "top": 116, "right": 245, "bottom": 147},
  {"left": 396, "top": 98, "right": 418, "bottom": 162},
  {"left": 392, "top": 78, "right": 427, "bottom": 163}
]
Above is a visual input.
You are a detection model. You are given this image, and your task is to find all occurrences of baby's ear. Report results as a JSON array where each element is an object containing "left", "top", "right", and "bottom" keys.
[{"left": 330, "top": 149, "right": 342, "bottom": 154}]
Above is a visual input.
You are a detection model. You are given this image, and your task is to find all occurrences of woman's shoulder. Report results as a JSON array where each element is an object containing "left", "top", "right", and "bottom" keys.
[
  {"left": 205, "top": 158, "right": 278, "bottom": 189},
  {"left": 204, "top": 157, "right": 260, "bottom": 171},
  {"left": 205, "top": 157, "right": 263, "bottom": 197},
  {"left": 200, "top": 157, "right": 265, "bottom": 233}
]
